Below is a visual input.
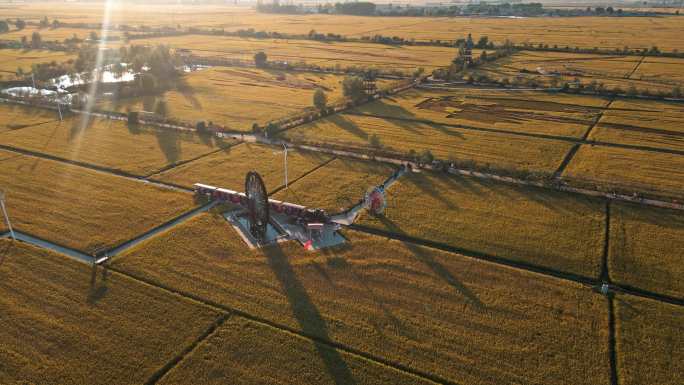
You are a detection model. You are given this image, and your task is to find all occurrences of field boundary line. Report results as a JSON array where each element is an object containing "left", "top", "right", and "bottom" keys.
[
  {"left": 274, "top": 137, "right": 684, "bottom": 211},
  {"left": 269, "top": 156, "right": 338, "bottom": 196},
  {"left": 345, "top": 111, "right": 583, "bottom": 143},
  {"left": 0, "top": 144, "right": 192, "bottom": 193},
  {"left": 0, "top": 118, "right": 64, "bottom": 133},
  {"left": 144, "top": 313, "right": 230, "bottom": 385},
  {"left": 625, "top": 55, "right": 646, "bottom": 79},
  {"left": 553, "top": 99, "right": 614, "bottom": 178},
  {"left": 348, "top": 224, "right": 598, "bottom": 285},
  {"left": 607, "top": 297, "right": 619, "bottom": 385},
  {"left": 347, "top": 225, "right": 684, "bottom": 306},
  {"left": 99, "top": 201, "right": 218, "bottom": 259},
  {"left": 601, "top": 201, "right": 612, "bottom": 282},
  {"left": 143, "top": 141, "right": 244, "bottom": 179}
]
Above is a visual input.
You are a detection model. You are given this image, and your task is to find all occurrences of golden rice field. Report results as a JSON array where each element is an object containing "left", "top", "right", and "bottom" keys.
[
  {"left": 5, "top": 3, "right": 684, "bottom": 50},
  {"left": 0, "top": 114, "right": 234, "bottom": 175},
  {"left": 286, "top": 112, "right": 574, "bottom": 174},
  {"left": 154, "top": 142, "right": 332, "bottom": 191},
  {"left": 358, "top": 170, "right": 605, "bottom": 277},
  {"left": 0, "top": 48, "right": 75, "bottom": 79},
  {"left": 0, "top": 26, "right": 117, "bottom": 43},
  {"left": 113, "top": 213, "right": 610, "bottom": 385},
  {"left": 610, "top": 202, "right": 684, "bottom": 299},
  {"left": 131, "top": 34, "right": 458, "bottom": 72},
  {"left": 98, "top": 67, "right": 359, "bottom": 132},
  {"left": 353, "top": 88, "right": 608, "bottom": 138},
  {"left": 562, "top": 145, "right": 684, "bottom": 200},
  {"left": 589, "top": 99, "right": 684, "bottom": 153},
  {"left": 159, "top": 317, "right": 436, "bottom": 385},
  {"left": 273, "top": 157, "right": 396, "bottom": 213},
  {"left": 0, "top": 149, "right": 196, "bottom": 253},
  {"left": 0, "top": 240, "right": 221, "bottom": 385},
  {"left": 615, "top": 294, "right": 683, "bottom": 385},
  {"left": 0, "top": 103, "right": 60, "bottom": 132}
]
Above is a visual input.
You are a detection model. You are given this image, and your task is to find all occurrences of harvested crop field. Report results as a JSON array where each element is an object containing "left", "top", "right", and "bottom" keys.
[
  {"left": 472, "top": 50, "right": 677, "bottom": 92},
  {"left": 0, "top": 48, "right": 75, "bottom": 79},
  {"left": 0, "top": 115, "right": 235, "bottom": 176},
  {"left": 0, "top": 103, "right": 60, "bottom": 132},
  {"left": 286, "top": 113, "right": 574, "bottom": 174},
  {"left": 113, "top": 213, "right": 610, "bottom": 385},
  {"left": 98, "top": 67, "right": 358, "bottom": 132},
  {"left": 154, "top": 142, "right": 332, "bottom": 191},
  {"left": 609, "top": 202, "right": 684, "bottom": 299},
  {"left": 614, "top": 294, "right": 683, "bottom": 385},
  {"left": 0, "top": 149, "right": 196, "bottom": 253},
  {"left": 0, "top": 239, "right": 221, "bottom": 385},
  {"left": 273, "top": 157, "right": 396, "bottom": 213},
  {"left": 631, "top": 56, "right": 684, "bottom": 87},
  {"left": 562, "top": 145, "right": 684, "bottom": 200},
  {"left": 353, "top": 88, "right": 608, "bottom": 138},
  {"left": 130, "top": 34, "right": 457, "bottom": 72},
  {"left": 159, "top": 317, "right": 436, "bottom": 385},
  {"left": 588, "top": 99, "right": 684, "bottom": 153},
  {"left": 358, "top": 170, "right": 605, "bottom": 278}
]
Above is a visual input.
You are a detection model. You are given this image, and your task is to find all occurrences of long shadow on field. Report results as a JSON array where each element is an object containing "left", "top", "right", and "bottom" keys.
[
  {"left": 377, "top": 215, "right": 485, "bottom": 310},
  {"left": 156, "top": 127, "right": 181, "bottom": 165},
  {"left": 404, "top": 171, "right": 458, "bottom": 210},
  {"left": 328, "top": 114, "right": 367, "bottom": 141},
  {"left": 0, "top": 241, "right": 11, "bottom": 266},
  {"left": 87, "top": 263, "right": 109, "bottom": 304},
  {"left": 176, "top": 76, "right": 202, "bottom": 111},
  {"left": 264, "top": 243, "right": 357, "bottom": 385}
]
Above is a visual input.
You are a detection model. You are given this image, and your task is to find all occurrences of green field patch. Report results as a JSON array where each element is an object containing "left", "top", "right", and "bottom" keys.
[
  {"left": 154, "top": 142, "right": 331, "bottom": 191},
  {"left": 615, "top": 294, "right": 683, "bottom": 385},
  {"left": 610, "top": 202, "right": 684, "bottom": 299},
  {"left": 273, "top": 157, "right": 396, "bottom": 213},
  {"left": 113, "top": 212, "right": 610, "bottom": 385},
  {"left": 286, "top": 113, "right": 573, "bottom": 175},
  {"left": 563, "top": 145, "right": 684, "bottom": 200},
  {"left": 0, "top": 115, "right": 234, "bottom": 175},
  {"left": 0, "top": 149, "right": 196, "bottom": 253},
  {"left": 159, "top": 317, "right": 437, "bottom": 385},
  {"left": 358, "top": 170, "right": 605, "bottom": 278},
  {"left": 0, "top": 240, "right": 220, "bottom": 385}
]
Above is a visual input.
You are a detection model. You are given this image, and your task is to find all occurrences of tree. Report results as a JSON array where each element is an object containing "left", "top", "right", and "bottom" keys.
[
  {"left": 89, "top": 31, "right": 99, "bottom": 41},
  {"left": 313, "top": 88, "right": 327, "bottom": 111},
  {"left": 31, "top": 31, "right": 42, "bottom": 48},
  {"left": 369, "top": 134, "right": 382, "bottom": 148},
  {"left": 342, "top": 75, "right": 365, "bottom": 103},
  {"left": 15, "top": 19, "right": 26, "bottom": 30},
  {"left": 476, "top": 36, "right": 489, "bottom": 49},
  {"left": 0, "top": 21, "right": 9, "bottom": 33},
  {"left": 419, "top": 149, "right": 434, "bottom": 165},
  {"left": 39, "top": 16, "right": 49, "bottom": 28},
  {"left": 52, "top": 19, "right": 60, "bottom": 29},
  {"left": 20, "top": 35, "right": 28, "bottom": 47},
  {"left": 673, "top": 86, "right": 682, "bottom": 98},
  {"left": 254, "top": 51, "right": 267, "bottom": 67}
]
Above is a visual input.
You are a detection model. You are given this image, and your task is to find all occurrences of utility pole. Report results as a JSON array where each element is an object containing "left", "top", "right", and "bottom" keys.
[
  {"left": 0, "top": 191, "right": 16, "bottom": 240},
  {"left": 283, "top": 143, "right": 288, "bottom": 189}
]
